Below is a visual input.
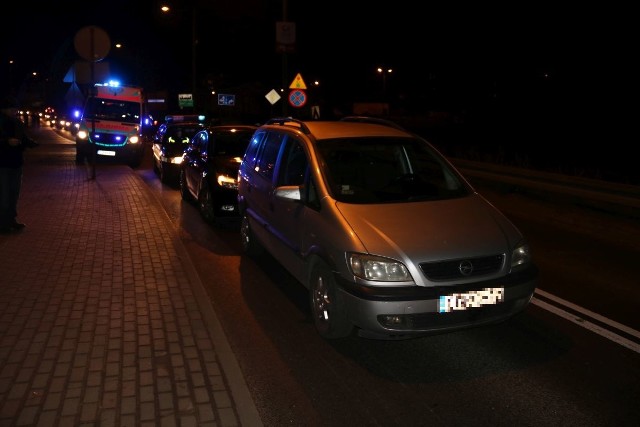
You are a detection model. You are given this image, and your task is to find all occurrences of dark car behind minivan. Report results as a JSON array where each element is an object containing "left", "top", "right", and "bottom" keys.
[{"left": 180, "top": 124, "right": 257, "bottom": 224}]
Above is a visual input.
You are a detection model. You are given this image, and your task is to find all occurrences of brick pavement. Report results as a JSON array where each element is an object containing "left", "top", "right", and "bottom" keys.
[{"left": 0, "top": 129, "right": 263, "bottom": 426}]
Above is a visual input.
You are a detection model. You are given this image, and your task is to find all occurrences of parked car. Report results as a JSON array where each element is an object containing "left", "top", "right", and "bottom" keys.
[
  {"left": 237, "top": 117, "right": 538, "bottom": 340},
  {"left": 152, "top": 114, "right": 206, "bottom": 184},
  {"left": 180, "top": 124, "right": 258, "bottom": 224}
]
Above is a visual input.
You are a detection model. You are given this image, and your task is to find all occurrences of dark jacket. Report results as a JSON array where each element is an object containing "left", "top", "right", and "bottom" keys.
[{"left": 0, "top": 112, "right": 38, "bottom": 168}]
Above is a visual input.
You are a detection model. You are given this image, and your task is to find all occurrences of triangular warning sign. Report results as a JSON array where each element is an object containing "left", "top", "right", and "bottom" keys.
[{"left": 289, "top": 73, "right": 307, "bottom": 90}]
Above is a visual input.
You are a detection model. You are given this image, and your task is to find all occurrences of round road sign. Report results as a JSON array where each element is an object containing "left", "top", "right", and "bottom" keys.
[
  {"left": 74, "top": 26, "right": 111, "bottom": 62},
  {"left": 288, "top": 89, "right": 307, "bottom": 108}
]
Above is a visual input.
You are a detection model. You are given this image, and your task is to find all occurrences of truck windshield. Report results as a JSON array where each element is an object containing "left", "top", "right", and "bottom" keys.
[{"left": 83, "top": 98, "right": 141, "bottom": 124}]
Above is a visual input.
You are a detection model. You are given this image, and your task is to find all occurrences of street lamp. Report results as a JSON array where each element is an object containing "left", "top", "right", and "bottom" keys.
[
  {"left": 377, "top": 67, "right": 392, "bottom": 100},
  {"left": 7, "top": 59, "right": 15, "bottom": 103},
  {"left": 160, "top": 3, "right": 197, "bottom": 110}
]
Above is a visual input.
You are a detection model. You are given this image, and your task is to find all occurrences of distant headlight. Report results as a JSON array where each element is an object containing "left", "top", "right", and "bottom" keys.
[
  {"left": 169, "top": 156, "right": 183, "bottom": 165},
  {"left": 349, "top": 253, "right": 412, "bottom": 282},
  {"left": 511, "top": 242, "right": 531, "bottom": 269}
]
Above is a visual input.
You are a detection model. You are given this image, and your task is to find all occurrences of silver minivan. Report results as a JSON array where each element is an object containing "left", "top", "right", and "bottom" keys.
[{"left": 237, "top": 117, "right": 538, "bottom": 340}]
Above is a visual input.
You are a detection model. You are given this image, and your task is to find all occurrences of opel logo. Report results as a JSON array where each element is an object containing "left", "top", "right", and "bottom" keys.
[{"left": 458, "top": 260, "right": 474, "bottom": 276}]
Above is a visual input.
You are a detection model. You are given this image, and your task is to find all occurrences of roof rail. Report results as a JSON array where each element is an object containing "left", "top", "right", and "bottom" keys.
[
  {"left": 264, "top": 117, "right": 311, "bottom": 134},
  {"left": 339, "top": 116, "right": 405, "bottom": 130}
]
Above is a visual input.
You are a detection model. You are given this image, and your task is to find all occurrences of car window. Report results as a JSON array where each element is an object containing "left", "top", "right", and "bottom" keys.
[
  {"left": 243, "top": 130, "right": 265, "bottom": 170},
  {"left": 277, "top": 137, "right": 308, "bottom": 187},
  {"left": 316, "top": 136, "right": 468, "bottom": 203},
  {"left": 154, "top": 124, "right": 168, "bottom": 141},
  {"left": 211, "top": 129, "right": 256, "bottom": 157},
  {"left": 159, "top": 123, "right": 203, "bottom": 145},
  {"left": 193, "top": 130, "right": 208, "bottom": 153},
  {"left": 256, "top": 131, "right": 285, "bottom": 182}
]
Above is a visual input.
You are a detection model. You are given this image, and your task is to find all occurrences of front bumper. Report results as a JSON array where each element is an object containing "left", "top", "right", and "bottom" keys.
[{"left": 336, "top": 265, "right": 538, "bottom": 339}]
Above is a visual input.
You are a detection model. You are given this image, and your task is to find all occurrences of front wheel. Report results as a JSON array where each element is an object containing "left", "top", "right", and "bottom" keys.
[
  {"left": 179, "top": 169, "right": 193, "bottom": 201},
  {"left": 129, "top": 155, "right": 143, "bottom": 168},
  {"left": 198, "top": 186, "right": 216, "bottom": 224},
  {"left": 159, "top": 164, "right": 169, "bottom": 184},
  {"left": 309, "top": 262, "right": 353, "bottom": 339},
  {"left": 75, "top": 145, "right": 86, "bottom": 164},
  {"left": 240, "top": 214, "right": 263, "bottom": 257}
]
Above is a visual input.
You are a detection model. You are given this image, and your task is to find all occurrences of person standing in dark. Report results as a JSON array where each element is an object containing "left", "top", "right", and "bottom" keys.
[{"left": 0, "top": 108, "right": 38, "bottom": 233}]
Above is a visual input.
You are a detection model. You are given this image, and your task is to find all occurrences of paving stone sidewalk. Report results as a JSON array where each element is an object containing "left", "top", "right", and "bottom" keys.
[{"left": 0, "top": 137, "right": 262, "bottom": 427}]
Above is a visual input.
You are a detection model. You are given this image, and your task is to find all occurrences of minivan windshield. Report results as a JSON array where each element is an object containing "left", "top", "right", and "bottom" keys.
[
  {"left": 316, "top": 137, "right": 469, "bottom": 204},
  {"left": 82, "top": 98, "right": 141, "bottom": 124}
]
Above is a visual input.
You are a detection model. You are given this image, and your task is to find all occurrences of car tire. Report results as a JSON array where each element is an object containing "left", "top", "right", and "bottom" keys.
[
  {"left": 75, "top": 145, "right": 85, "bottom": 164},
  {"left": 179, "top": 169, "right": 193, "bottom": 201},
  {"left": 159, "top": 164, "right": 168, "bottom": 184},
  {"left": 309, "top": 261, "right": 354, "bottom": 339},
  {"left": 129, "top": 155, "right": 143, "bottom": 168},
  {"left": 198, "top": 186, "right": 216, "bottom": 224},
  {"left": 240, "top": 213, "right": 263, "bottom": 257}
]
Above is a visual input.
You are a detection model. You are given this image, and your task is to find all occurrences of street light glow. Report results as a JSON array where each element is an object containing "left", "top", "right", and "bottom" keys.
[
  {"left": 376, "top": 66, "right": 392, "bottom": 101},
  {"left": 159, "top": 3, "right": 197, "bottom": 109}
]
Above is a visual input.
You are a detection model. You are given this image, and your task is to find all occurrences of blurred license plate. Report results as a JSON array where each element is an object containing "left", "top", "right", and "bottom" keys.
[
  {"left": 439, "top": 287, "right": 504, "bottom": 313},
  {"left": 97, "top": 150, "right": 116, "bottom": 157}
]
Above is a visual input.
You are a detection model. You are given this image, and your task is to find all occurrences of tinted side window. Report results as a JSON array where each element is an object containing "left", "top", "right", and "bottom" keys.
[
  {"left": 192, "top": 130, "right": 207, "bottom": 153},
  {"left": 277, "top": 137, "right": 308, "bottom": 187},
  {"left": 257, "top": 131, "right": 285, "bottom": 182},
  {"left": 197, "top": 131, "right": 209, "bottom": 155},
  {"left": 242, "top": 130, "right": 265, "bottom": 170}
]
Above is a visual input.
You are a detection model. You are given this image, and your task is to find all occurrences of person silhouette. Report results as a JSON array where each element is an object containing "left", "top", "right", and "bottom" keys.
[{"left": 0, "top": 107, "right": 38, "bottom": 233}]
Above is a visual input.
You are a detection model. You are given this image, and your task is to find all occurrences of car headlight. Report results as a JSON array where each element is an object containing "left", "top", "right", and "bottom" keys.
[
  {"left": 511, "top": 241, "right": 531, "bottom": 269},
  {"left": 348, "top": 253, "right": 412, "bottom": 282},
  {"left": 77, "top": 130, "right": 88, "bottom": 140},
  {"left": 129, "top": 135, "right": 140, "bottom": 144},
  {"left": 217, "top": 174, "right": 237, "bottom": 189}
]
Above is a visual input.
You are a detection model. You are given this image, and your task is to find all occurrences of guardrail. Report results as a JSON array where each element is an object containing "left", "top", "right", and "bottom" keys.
[{"left": 451, "top": 158, "right": 640, "bottom": 220}]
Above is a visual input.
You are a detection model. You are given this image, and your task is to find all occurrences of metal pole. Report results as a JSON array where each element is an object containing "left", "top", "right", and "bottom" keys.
[
  {"left": 281, "top": 0, "right": 288, "bottom": 116},
  {"left": 192, "top": 6, "right": 197, "bottom": 110},
  {"left": 90, "top": 27, "right": 96, "bottom": 180}
]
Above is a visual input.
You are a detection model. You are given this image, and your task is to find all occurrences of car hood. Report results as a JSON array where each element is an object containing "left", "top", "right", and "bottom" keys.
[{"left": 335, "top": 194, "right": 522, "bottom": 260}]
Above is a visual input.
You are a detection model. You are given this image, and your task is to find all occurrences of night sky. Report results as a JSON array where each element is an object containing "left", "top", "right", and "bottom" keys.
[
  {"left": 4, "top": 1, "right": 633, "bottom": 100},
  {"left": 2, "top": 1, "right": 637, "bottom": 183}
]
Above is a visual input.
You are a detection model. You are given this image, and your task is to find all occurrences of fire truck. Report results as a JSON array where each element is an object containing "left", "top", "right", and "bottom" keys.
[{"left": 75, "top": 82, "right": 146, "bottom": 166}]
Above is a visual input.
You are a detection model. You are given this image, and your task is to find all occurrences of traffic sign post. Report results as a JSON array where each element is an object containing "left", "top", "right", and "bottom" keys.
[
  {"left": 288, "top": 73, "right": 308, "bottom": 109},
  {"left": 178, "top": 93, "right": 194, "bottom": 109},
  {"left": 218, "top": 94, "right": 236, "bottom": 106},
  {"left": 288, "top": 90, "right": 307, "bottom": 108},
  {"left": 74, "top": 25, "right": 111, "bottom": 180}
]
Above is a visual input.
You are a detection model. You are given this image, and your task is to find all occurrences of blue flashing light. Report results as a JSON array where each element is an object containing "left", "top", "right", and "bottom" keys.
[{"left": 96, "top": 80, "right": 122, "bottom": 88}]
